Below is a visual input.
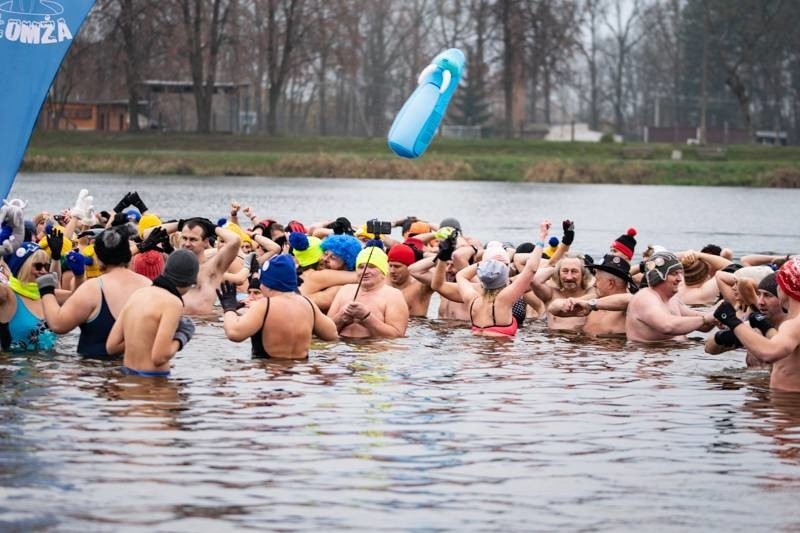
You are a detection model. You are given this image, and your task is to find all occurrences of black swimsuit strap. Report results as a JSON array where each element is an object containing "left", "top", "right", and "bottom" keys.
[
  {"left": 469, "top": 297, "right": 478, "bottom": 328},
  {"left": 262, "top": 297, "right": 271, "bottom": 327},
  {"left": 301, "top": 295, "right": 315, "bottom": 328}
]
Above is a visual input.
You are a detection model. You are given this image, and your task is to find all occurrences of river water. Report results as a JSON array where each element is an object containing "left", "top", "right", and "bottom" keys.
[{"left": 2, "top": 174, "right": 800, "bottom": 531}]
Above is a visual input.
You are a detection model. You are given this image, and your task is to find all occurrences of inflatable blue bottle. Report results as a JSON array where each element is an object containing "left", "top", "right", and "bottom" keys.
[{"left": 388, "top": 48, "right": 466, "bottom": 159}]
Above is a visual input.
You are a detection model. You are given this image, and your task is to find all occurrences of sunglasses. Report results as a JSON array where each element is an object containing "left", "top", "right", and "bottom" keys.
[{"left": 33, "top": 262, "right": 50, "bottom": 271}]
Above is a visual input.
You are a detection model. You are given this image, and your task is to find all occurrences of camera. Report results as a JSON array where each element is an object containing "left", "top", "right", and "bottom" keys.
[{"left": 366, "top": 219, "right": 392, "bottom": 235}]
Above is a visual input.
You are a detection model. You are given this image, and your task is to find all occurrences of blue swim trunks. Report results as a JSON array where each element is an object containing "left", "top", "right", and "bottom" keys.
[{"left": 121, "top": 366, "right": 171, "bottom": 378}]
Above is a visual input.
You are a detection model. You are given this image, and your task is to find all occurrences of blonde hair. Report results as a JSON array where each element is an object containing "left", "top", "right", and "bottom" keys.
[
  {"left": 17, "top": 249, "right": 49, "bottom": 282},
  {"left": 482, "top": 286, "right": 503, "bottom": 303}
]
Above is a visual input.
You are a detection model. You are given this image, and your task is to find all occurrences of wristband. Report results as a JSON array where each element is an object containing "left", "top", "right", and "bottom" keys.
[{"left": 535, "top": 241, "right": 544, "bottom": 248}]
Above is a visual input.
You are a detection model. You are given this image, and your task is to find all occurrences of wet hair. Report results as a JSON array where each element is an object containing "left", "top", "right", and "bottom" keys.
[{"left": 701, "top": 244, "right": 722, "bottom": 256}]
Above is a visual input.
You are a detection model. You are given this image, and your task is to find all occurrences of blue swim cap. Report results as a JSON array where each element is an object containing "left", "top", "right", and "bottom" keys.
[
  {"left": 321, "top": 234, "right": 362, "bottom": 271},
  {"left": 125, "top": 208, "right": 141, "bottom": 222},
  {"left": 260, "top": 254, "right": 298, "bottom": 292}
]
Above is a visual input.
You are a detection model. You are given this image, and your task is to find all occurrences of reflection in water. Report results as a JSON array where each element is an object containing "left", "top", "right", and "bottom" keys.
[{"left": 744, "top": 389, "right": 800, "bottom": 464}]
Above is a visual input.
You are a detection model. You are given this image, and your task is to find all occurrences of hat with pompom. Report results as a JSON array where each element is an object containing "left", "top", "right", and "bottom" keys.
[
  {"left": 289, "top": 232, "right": 323, "bottom": 267},
  {"left": 611, "top": 228, "right": 637, "bottom": 260}
]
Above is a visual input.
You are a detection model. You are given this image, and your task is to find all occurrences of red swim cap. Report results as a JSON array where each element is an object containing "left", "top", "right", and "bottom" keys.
[{"left": 387, "top": 244, "right": 416, "bottom": 267}]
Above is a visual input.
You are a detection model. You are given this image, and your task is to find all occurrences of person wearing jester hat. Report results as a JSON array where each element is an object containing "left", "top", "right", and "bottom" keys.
[{"left": 625, "top": 251, "right": 716, "bottom": 343}]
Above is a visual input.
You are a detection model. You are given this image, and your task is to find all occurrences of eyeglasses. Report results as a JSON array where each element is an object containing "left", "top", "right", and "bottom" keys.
[{"left": 33, "top": 262, "right": 50, "bottom": 271}]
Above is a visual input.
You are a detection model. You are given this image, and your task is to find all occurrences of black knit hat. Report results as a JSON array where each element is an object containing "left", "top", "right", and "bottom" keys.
[{"left": 163, "top": 249, "right": 199, "bottom": 287}]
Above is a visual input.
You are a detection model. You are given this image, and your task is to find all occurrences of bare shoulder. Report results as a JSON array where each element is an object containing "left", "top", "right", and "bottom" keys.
[{"left": 381, "top": 284, "right": 406, "bottom": 301}]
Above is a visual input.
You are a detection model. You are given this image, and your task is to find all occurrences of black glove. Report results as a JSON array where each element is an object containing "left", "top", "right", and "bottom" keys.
[
  {"left": 137, "top": 227, "right": 167, "bottom": 253},
  {"left": 36, "top": 272, "right": 59, "bottom": 297},
  {"left": 714, "top": 329, "right": 743, "bottom": 348},
  {"left": 216, "top": 281, "right": 240, "bottom": 313},
  {"left": 46, "top": 227, "right": 64, "bottom": 261},
  {"left": 128, "top": 191, "right": 148, "bottom": 213},
  {"left": 436, "top": 234, "right": 456, "bottom": 262},
  {"left": 561, "top": 219, "right": 575, "bottom": 246},
  {"left": 172, "top": 316, "right": 195, "bottom": 351},
  {"left": 113, "top": 191, "right": 133, "bottom": 214},
  {"left": 111, "top": 212, "right": 128, "bottom": 227},
  {"left": 714, "top": 302, "right": 743, "bottom": 331},
  {"left": 748, "top": 312, "right": 774, "bottom": 335}
]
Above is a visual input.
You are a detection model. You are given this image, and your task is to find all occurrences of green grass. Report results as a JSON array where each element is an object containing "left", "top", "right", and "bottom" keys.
[{"left": 22, "top": 131, "right": 800, "bottom": 187}]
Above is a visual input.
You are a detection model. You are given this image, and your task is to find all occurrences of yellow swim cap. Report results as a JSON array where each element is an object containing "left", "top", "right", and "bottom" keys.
[
  {"left": 224, "top": 221, "right": 254, "bottom": 246},
  {"left": 356, "top": 246, "right": 388, "bottom": 276},
  {"left": 355, "top": 224, "right": 375, "bottom": 240},
  {"left": 138, "top": 213, "right": 162, "bottom": 238},
  {"left": 39, "top": 224, "right": 73, "bottom": 257},
  {"left": 291, "top": 234, "right": 323, "bottom": 267},
  {"left": 82, "top": 244, "right": 101, "bottom": 278}
]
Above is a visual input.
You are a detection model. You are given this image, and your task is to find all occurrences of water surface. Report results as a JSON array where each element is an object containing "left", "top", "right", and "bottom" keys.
[{"left": 2, "top": 174, "right": 800, "bottom": 531}]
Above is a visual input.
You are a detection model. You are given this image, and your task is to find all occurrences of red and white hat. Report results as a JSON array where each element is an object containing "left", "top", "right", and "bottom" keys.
[
  {"left": 776, "top": 257, "right": 800, "bottom": 302},
  {"left": 611, "top": 228, "right": 637, "bottom": 260}
]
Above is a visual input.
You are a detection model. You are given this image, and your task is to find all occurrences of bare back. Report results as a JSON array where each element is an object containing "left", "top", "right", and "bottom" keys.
[
  {"left": 116, "top": 287, "right": 182, "bottom": 373},
  {"left": 256, "top": 294, "right": 317, "bottom": 358}
]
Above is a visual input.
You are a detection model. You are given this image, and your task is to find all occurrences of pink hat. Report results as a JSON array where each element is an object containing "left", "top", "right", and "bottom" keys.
[{"left": 483, "top": 241, "right": 509, "bottom": 265}]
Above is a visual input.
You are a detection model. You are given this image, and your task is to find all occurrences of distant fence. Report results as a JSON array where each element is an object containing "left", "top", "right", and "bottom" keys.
[{"left": 441, "top": 125, "right": 482, "bottom": 139}]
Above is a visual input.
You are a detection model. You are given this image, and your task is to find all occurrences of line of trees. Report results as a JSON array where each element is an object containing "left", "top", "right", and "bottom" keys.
[{"left": 55, "top": 0, "right": 800, "bottom": 142}]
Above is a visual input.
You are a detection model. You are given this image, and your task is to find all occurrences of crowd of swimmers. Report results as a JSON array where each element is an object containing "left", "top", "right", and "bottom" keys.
[{"left": 1, "top": 189, "right": 800, "bottom": 391}]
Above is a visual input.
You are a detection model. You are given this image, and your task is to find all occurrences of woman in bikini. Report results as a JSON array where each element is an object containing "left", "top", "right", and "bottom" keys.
[{"left": 455, "top": 220, "right": 549, "bottom": 337}]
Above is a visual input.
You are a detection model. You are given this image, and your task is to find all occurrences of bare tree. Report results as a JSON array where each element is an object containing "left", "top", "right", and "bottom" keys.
[
  {"left": 497, "top": 0, "right": 526, "bottom": 137},
  {"left": 602, "top": 0, "right": 650, "bottom": 136},
  {"left": 578, "top": 0, "right": 605, "bottom": 131},
  {"left": 177, "top": 0, "right": 236, "bottom": 133},
  {"left": 702, "top": 0, "right": 793, "bottom": 142},
  {"left": 265, "top": 0, "right": 308, "bottom": 135}
]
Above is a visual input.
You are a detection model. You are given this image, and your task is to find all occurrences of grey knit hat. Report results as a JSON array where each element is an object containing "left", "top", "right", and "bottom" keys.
[{"left": 163, "top": 249, "right": 199, "bottom": 287}]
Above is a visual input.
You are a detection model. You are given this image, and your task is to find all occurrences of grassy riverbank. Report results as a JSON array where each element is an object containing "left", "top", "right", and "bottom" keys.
[{"left": 23, "top": 131, "right": 800, "bottom": 187}]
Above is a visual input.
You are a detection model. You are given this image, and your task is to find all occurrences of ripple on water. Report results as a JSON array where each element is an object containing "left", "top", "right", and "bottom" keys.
[{"left": 1, "top": 318, "right": 800, "bottom": 530}]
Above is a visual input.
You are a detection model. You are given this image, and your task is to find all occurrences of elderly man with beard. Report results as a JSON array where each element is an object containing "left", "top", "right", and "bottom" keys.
[
  {"left": 531, "top": 253, "right": 595, "bottom": 331},
  {"left": 548, "top": 254, "right": 635, "bottom": 337},
  {"left": 625, "top": 251, "right": 715, "bottom": 343},
  {"left": 386, "top": 243, "right": 433, "bottom": 318}
]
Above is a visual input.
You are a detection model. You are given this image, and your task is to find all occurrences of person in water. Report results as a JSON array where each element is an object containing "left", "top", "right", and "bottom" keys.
[
  {"left": 106, "top": 250, "right": 199, "bottom": 377},
  {"left": 0, "top": 240, "right": 66, "bottom": 351},
  {"left": 625, "top": 251, "right": 715, "bottom": 343},
  {"left": 39, "top": 227, "right": 152, "bottom": 358},
  {"left": 218, "top": 254, "right": 338, "bottom": 359},
  {"left": 328, "top": 246, "right": 409, "bottom": 338},
  {"left": 714, "top": 258, "right": 800, "bottom": 392},
  {"left": 386, "top": 243, "right": 433, "bottom": 318},
  {"left": 549, "top": 253, "right": 636, "bottom": 337},
  {"left": 161, "top": 218, "right": 241, "bottom": 315},
  {"left": 455, "top": 220, "right": 548, "bottom": 337}
]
